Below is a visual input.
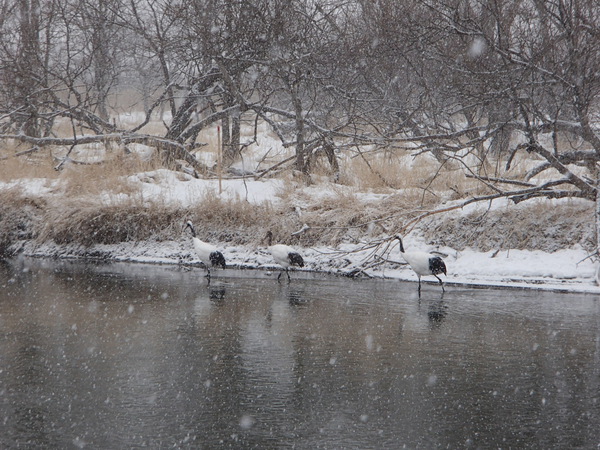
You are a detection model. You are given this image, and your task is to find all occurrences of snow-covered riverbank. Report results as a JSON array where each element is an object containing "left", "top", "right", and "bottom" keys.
[
  {"left": 3, "top": 168, "right": 600, "bottom": 294},
  {"left": 17, "top": 235, "right": 599, "bottom": 294}
]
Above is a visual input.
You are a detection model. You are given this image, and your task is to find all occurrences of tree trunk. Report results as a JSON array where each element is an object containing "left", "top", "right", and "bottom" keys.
[
  {"left": 323, "top": 138, "right": 339, "bottom": 182},
  {"left": 290, "top": 84, "right": 307, "bottom": 176},
  {"left": 596, "top": 173, "right": 600, "bottom": 285},
  {"left": 221, "top": 114, "right": 230, "bottom": 163},
  {"left": 229, "top": 109, "right": 241, "bottom": 163},
  {"left": 16, "top": 0, "right": 41, "bottom": 137}
]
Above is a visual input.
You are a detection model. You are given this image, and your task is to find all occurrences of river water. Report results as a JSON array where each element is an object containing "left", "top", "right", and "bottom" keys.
[{"left": 0, "top": 258, "right": 599, "bottom": 448}]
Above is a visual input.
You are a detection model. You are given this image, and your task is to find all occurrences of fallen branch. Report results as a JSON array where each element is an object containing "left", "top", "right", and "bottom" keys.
[
  {"left": 465, "top": 174, "right": 535, "bottom": 187},
  {"left": 0, "top": 132, "right": 206, "bottom": 172},
  {"left": 510, "top": 189, "right": 590, "bottom": 204},
  {"left": 0, "top": 146, "right": 41, "bottom": 160},
  {"left": 254, "top": 155, "right": 296, "bottom": 179}
]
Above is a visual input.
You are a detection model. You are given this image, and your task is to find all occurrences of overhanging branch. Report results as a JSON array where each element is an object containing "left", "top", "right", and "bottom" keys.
[{"left": 0, "top": 133, "right": 206, "bottom": 171}]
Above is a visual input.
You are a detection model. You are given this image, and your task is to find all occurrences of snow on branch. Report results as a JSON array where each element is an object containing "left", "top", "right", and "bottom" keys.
[{"left": 0, "top": 133, "right": 206, "bottom": 171}]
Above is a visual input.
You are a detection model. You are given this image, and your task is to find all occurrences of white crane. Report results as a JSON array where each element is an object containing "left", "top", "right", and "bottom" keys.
[
  {"left": 395, "top": 235, "right": 446, "bottom": 293},
  {"left": 184, "top": 221, "right": 226, "bottom": 279},
  {"left": 265, "top": 231, "right": 304, "bottom": 282}
]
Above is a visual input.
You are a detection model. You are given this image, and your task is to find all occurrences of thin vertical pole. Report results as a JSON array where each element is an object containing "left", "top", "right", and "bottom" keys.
[{"left": 217, "top": 125, "right": 222, "bottom": 194}]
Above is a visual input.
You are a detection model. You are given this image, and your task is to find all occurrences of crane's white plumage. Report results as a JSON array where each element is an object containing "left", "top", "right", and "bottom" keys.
[
  {"left": 396, "top": 235, "right": 446, "bottom": 293},
  {"left": 265, "top": 231, "right": 304, "bottom": 281},
  {"left": 185, "top": 221, "right": 226, "bottom": 279}
]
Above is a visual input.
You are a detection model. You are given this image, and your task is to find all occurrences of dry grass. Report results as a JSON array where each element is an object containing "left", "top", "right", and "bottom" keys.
[
  {"left": 184, "top": 190, "right": 282, "bottom": 245},
  {"left": 2, "top": 180, "right": 591, "bottom": 254},
  {"left": 0, "top": 144, "right": 59, "bottom": 181},
  {"left": 277, "top": 182, "right": 409, "bottom": 246},
  {"left": 58, "top": 153, "right": 159, "bottom": 198},
  {"left": 35, "top": 188, "right": 284, "bottom": 248},
  {"left": 0, "top": 187, "right": 45, "bottom": 256},
  {"left": 427, "top": 200, "right": 595, "bottom": 252},
  {"left": 338, "top": 151, "right": 489, "bottom": 202},
  {"left": 38, "top": 198, "right": 186, "bottom": 246},
  {"left": 339, "top": 153, "right": 403, "bottom": 190}
]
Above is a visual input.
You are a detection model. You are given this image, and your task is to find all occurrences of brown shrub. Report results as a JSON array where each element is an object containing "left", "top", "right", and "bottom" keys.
[
  {"left": 0, "top": 188, "right": 45, "bottom": 256},
  {"left": 38, "top": 199, "right": 187, "bottom": 246},
  {"left": 426, "top": 201, "right": 595, "bottom": 252}
]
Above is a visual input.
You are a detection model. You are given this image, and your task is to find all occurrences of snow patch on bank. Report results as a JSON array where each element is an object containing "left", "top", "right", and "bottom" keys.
[
  {"left": 127, "top": 169, "right": 285, "bottom": 207},
  {"left": 18, "top": 235, "right": 600, "bottom": 294}
]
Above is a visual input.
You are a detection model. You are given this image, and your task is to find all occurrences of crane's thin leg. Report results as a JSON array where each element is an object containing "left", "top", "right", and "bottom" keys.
[
  {"left": 286, "top": 268, "right": 291, "bottom": 282},
  {"left": 277, "top": 271, "right": 283, "bottom": 282},
  {"left": 196, "top": 264, "right": 210, "bottom": 284},
  {"left": 434, "top": 275, "right": 444, "bottom": 292},
  {"left": 417, "top": 276, "right": 422, "bottom": 293}
]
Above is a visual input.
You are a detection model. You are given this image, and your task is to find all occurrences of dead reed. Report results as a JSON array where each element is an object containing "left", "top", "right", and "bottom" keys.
[{"left": 0, "top": 187, "right": 45, "bottom": 256}]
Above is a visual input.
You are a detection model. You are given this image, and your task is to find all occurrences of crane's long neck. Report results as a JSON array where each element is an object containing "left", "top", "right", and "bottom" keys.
[
  {"left": 396, "top": 237, "right": 405, "bottom": 254},
  {"left": 186, "top": 222, "right": 197, "bottom": 238}
]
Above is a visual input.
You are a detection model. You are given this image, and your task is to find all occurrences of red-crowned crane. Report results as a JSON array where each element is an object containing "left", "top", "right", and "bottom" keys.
[
  {"left": 265, "top": 231, "right": 304, "bottom": 282},
  {"left": 396, "top": 235, "right": 446, "bottom": 293},
  {"left": 184, "top": 221, "right": 226, "bottom": 279}
]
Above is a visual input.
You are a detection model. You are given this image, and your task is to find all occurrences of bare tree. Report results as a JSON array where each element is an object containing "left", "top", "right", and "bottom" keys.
[
  {"left": 1, "top": 0, "right": 598, "bottom": 213},
  {"left": 426, "top": 0, "right": 600, "bottom": 199},
  {"left": 118, "top": 0, "right": 179, "bottom": 117},
  {"left": 83, "top": 0, "right": 122, "bottom": 121},
  {"left": 0, "top": 0, "right": 44, "bottom": 137}
]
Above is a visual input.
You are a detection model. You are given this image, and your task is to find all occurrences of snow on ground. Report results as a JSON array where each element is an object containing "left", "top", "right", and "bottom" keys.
[
  {"left": 0, "top": 169, "right": 285, "bottom": 207},
  {"left": 127, "top": 169, "right": 285, "bottom": 207},
  {"left": 406, "top": 245, "right": 598, "bottom": 293},
  {"left": 3, "top": 169, "right": 600, "bottom": 294},
  {"left": 21, "top": 233, "right": 600, "bottom": 294}
]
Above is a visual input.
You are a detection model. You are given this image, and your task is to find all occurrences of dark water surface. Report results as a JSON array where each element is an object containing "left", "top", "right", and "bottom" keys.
[{"left": 0, "top": 258, "right": 599, "bottom": 448}]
